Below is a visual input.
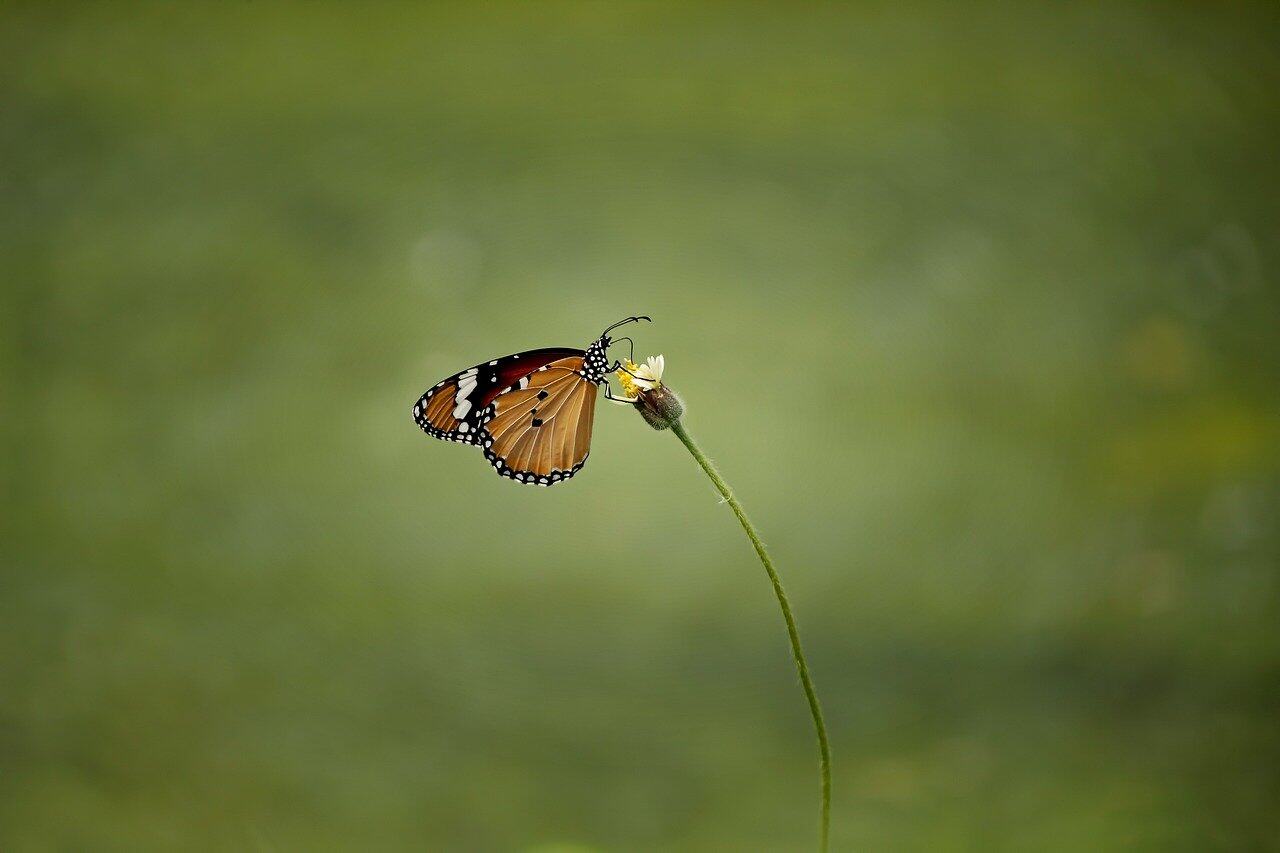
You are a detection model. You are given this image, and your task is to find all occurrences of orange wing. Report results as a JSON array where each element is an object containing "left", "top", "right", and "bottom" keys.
[
  {"left": 412, "top": 348, "right": 582, "bottom": 446},
  {"left": 481, "top": 356, "right": 598, "bottom": 486}
]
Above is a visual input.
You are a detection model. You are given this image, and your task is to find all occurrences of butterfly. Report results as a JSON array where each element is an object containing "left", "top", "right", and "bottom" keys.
[{"left": 411, "top": 316, "right": 650, "bottom": 486}]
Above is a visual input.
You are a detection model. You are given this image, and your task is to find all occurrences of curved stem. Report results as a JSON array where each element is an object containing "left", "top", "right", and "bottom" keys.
[{"left": 669, "top": 419, "right": 831, "bottom": 853}]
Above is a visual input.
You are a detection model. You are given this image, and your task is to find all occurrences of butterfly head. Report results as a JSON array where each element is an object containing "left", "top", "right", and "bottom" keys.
[{"left": 587, "top": 315, "right": 651, "bottom": 381}]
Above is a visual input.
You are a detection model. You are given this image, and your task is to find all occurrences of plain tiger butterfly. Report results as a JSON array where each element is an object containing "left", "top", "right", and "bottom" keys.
[{"left": 411, "top": 316, "right": 650, "bottom": 486}]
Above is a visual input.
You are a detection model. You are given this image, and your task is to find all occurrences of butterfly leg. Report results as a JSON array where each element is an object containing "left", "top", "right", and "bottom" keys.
[
  {"left": 610, "top": 361, "right": 654, "bottom": 383},
  {"left": 601, "top": 382, "right": 640, "bottom": 406}
]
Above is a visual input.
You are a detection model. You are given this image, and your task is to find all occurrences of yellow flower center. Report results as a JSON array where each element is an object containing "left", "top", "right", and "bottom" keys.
[{"left": 617, "top": 359, "right": 643, "bottom": 397}]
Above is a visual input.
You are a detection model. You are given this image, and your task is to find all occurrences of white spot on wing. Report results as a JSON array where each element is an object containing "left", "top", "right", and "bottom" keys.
[{"left": 454, "top": 367, "right": 478, "bottom": 407}]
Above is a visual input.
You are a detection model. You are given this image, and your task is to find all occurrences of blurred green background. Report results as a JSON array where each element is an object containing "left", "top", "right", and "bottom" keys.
[{"left": 3, "top": 2, "right": 1279, "bottom": 850}]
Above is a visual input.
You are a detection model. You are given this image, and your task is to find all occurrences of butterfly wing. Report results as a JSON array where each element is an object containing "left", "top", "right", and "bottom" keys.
[
  {"left": 412, "top": 348, "right": 582, "bottom": 444},
  {"left": 482, "top": 355, "right": 598, "bottom": 486}
]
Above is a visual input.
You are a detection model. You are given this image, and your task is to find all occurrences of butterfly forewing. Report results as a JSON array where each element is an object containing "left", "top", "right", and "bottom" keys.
[{"left": 412, "top": 348, "right": 582, "bottom": 444}]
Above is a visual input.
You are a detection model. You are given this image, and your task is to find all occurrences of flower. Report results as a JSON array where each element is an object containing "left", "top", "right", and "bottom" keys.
[
  {"left": 615, "top": 354, "right": 683, "bottom": 429},
  {"left": 617, "top": 355, "right": 664, "bottom": 398}
]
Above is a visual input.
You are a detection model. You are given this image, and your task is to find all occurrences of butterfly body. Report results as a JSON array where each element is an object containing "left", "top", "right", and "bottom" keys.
[{"left": 411, "top": 319, "right": 645, "bottom": 486}]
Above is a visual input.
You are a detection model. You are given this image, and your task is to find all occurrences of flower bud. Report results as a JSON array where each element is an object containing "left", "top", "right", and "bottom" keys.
[{"left": 636, "top": 384, "right": 684, "bottom": 430}]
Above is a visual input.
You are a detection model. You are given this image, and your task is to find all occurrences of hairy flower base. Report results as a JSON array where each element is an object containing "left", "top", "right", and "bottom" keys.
[{"left": 636, "top": 384, "right": 684, "bottom": 430}]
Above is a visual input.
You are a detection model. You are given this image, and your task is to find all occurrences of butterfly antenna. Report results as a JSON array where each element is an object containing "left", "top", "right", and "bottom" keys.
[
  {"left": 610, "top": 335, "right": 636, "bottom": 363},
  {"left": 601, "top": 315, "right": 651, "bottom": 337}
]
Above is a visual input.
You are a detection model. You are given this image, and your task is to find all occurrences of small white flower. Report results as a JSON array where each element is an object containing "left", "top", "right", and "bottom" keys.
[
  {"left": 629, "top": 355, "right": 664, "bottom": 390},
  {"left": 610, "top": 355, "right": 665, "bottom": 406}
]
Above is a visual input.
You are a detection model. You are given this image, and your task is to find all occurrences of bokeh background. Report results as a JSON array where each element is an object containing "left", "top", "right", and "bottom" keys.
[{"left": 4, "top": 2, "right": 1279, "bottom": 850}]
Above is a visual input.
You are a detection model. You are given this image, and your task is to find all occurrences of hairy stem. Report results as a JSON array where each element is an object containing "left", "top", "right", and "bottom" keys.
[{"left": 669, "top": 419, "right": 831, "bottom": 853}]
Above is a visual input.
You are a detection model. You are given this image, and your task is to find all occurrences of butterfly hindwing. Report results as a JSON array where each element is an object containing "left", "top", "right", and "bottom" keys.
[{"left": 482, "top": 356, "right": 598, "bottom": 486}]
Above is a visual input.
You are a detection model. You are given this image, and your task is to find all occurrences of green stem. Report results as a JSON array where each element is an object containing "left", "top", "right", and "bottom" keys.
[{"left": 669, "top": 419, "right": 831, "bottom": 853}]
